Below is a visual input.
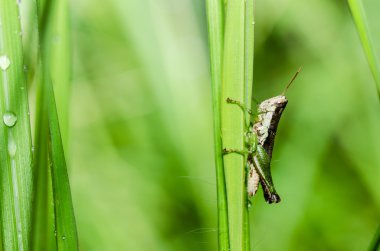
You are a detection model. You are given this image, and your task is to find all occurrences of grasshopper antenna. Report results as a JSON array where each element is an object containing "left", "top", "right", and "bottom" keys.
[{"left": 281, "top": 67, "right": 302, "bottom": 95}]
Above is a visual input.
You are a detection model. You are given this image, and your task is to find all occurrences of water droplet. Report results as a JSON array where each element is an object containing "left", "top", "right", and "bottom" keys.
[
  {"left": 8, "top": 138, "right": 17, "bottom": 157},
  {"left": 54, "top": 230, "right": 57, "bottom": 236},
  {"left": 0, "top": 55, "right": 10, "bottom": 70},
  {"left": 3, "top": 111, "right": 17, "bottom": 127},
  {"left": 62, "top": 236, "right": 66, "bottom": 240},
  {"left": 247, "top": 200, "right": 252, "bottom": 208}
]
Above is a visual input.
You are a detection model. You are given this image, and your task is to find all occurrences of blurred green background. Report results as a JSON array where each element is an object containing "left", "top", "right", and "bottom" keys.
[{"left": 65, "top": 0, "right": 380, "bottom": 250}]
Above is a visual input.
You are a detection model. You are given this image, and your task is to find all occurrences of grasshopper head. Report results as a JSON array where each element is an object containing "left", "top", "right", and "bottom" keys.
[{"left": 258, "top": 95, "right": 288, "bottom": 113}]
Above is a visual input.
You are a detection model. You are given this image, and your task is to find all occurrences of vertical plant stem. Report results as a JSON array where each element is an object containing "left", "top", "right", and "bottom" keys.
[
  {"left": 348, "top": 0, "right": 380, "bottom": 100},
  {"left": 206, "top": 0, "right": 229, "bottom": 250},
  {"left": 244, "top": 1, "right": 254, "bottom": 249},
  {"left": 0, "top": 0, "right": 33, "bottom": 250},
  {"left": 221, "top": 0, "right": 251, "bottom": 250},
  {"left": 245, "top": 0, "right": 254, "bottom": 115}
]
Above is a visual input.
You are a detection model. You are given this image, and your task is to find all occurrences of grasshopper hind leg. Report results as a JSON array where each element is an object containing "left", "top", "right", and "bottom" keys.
[{"left": 253, "top": 145, "right": 281, "bottom": 204}]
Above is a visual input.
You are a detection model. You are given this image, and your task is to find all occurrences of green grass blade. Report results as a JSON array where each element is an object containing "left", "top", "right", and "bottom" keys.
[
  {"left": 0, "top": 1, "right": 33, "bottom": 250},
  {"left": 205, "top": 0, "right": 229, "bottom": 250},
  {"left": 49, "top": 0, "right": 71, "bottom": 151},
  {"left": 30, "top": 2, "right": 56, "bottom": 250},
  {"left": 32, "top": 66, "right": 57, "bottom": 251},
  {"left": 221, "top": 0, "right": 252, "bottom": 250},
  {"left": 244, "top": 0, "right": 254, "bottom": 117},
  {"left": 347, "top": 0, "right": 380, "bottom": 99},
  {"left": 31, "top": 0, "right": 78, "bottom": 249},
  {"left": 368, "top": 224, "right": 380, "bottom": 251},
  {"left": 46, "top": 82, "right": 78, "bottom": 250},
  {"left": 244, "top": 1, "right": 254, "bottom": 249}
]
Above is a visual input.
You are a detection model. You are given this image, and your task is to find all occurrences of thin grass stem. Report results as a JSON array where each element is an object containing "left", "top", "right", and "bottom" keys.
[
  {"left": 348, "top": 0, "right": 380, "bottom": 100},
  {"left": 206, "top": 0, "right": 230, "bottom": 250}
]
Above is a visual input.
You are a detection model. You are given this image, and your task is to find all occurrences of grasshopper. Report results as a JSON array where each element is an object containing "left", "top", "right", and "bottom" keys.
[{"left": 224, "top": 68, "right": 301, "bottom": 204}]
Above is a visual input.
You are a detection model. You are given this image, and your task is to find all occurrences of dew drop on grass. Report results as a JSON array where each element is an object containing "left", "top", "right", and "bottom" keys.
[
  {"left": 62, "top": 236, "right": 66, "bottom": 240},
  {"left": 0, "top": 55, "right": 10, "bottom": 70},
  {"left": 3, "top": 111, "right": 17, "bottom": 127}
]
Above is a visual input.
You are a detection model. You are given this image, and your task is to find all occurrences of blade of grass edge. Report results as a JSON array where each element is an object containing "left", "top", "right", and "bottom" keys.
[
  {"left": 347, "top": 0, "right": 380, "bottom": 100},
  {"left": 0, "top": 1, "right": 33, "bottom": 250},
  {"left": 244, "top": 0, "right": 254, "bottom": 250},
  {"left": 205, "top": 0, "right": 229, "bottom": 250},
  {"left": 368, "top": 224, "right": 380, "bottom": 251}
]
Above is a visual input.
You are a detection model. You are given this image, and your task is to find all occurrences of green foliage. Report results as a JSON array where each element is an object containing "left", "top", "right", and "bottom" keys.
[
  {"left": 0, "top": 0, "right": 77, "bottom": 249},
  {"left": 67, "top": 0, "right": 379, "bottom": 250},
  {"left": 2, "top": 0, "right": 379, "bottom": 251},
  {"left": 33, "top": 0, "right": 78, "bottom": 249}
]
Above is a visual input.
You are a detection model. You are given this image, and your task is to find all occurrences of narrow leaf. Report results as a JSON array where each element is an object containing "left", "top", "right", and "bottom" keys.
[
  {"left": 348, "top": 0, "right": 380, "bottom": 99},
  {"left": 0, "top": 1, "right": 33, "bottom": 250},
  {"left": 31, "top": 0, "right": 78, "bottom": 249},
  {"left": 205, "top": 0, "right": 229, "bottom": 250},
  {"left": 221, "top": 0, "right": 249, "bottom": 250}
]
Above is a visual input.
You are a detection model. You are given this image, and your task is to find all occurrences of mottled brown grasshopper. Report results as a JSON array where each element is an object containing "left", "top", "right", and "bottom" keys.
[{"left": 224, "top": 68, "right": 301, "bottom": 204}]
